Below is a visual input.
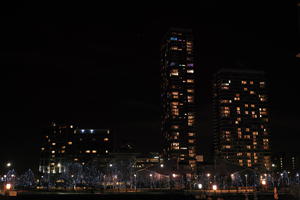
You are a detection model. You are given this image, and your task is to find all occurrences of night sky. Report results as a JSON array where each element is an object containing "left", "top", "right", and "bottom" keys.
[{"left": 0, "top": 2, "right": 298, "bottom": 173}]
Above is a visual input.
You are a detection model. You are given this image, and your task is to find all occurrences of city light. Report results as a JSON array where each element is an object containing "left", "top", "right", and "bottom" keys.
[
  {"left": 6, "top": 183, "right": 12, "bottom": 190},
  {"left": 134, "top": 174, "right": 136, "bottom": 177},
  {"left": 212, "top": 184, "right": 217, "bottom": 191},
  {"left": 198, "top": 183, "right": 203, "bottom": 189},
  {"left": 207, "top": 173, "right": 211, "bottom": 177},
  {"left": 109, "top": 164, "right": 113, "bottom": 167},
  {"left": 160, "top": 164, "right": 164, "bottom": 168},
  {"left": 172, "top": 173, "right": 177, "bottom": 178},
  {"left": 6, "top": 162, "right": 12, "bottom": 167},
  {"left": 261, "top": 179, "right": 266, "bottom": 185},
  {"left": 149, "top": 174, "right": 153, "bottom": 177}
]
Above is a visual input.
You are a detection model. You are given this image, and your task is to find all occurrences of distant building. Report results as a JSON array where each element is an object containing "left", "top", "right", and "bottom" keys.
[
  {"left": 161, "top": 28, "right": 198, "bottom": 172},
  {"left": 213, "top": 69, "right": 271, "bottom": 170},
  {"left": 272, "top": 153, "right": 300, "bottom": 172},
  {"left": 39, "top": 122, "right": 112, "bottom": 174}
]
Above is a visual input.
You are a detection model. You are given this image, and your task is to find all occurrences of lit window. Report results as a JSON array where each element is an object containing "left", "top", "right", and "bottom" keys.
[
  {"left": 62, "top": 146, "right": 66, "bottom": 149},
  {"left": 41, "top": 147, "right": 45, "bottom": 151},
  {"left": 171, "top": 101, "right": 179, "bottom": 105},
  {"left": 104, "top": 138, "right": 109, "bottom": 141},
  {"left": 188, "top": 132, "right": 195, "bottom": 136},
  {"left": 250, "top": 81, "right": 254, "bottom": 85},
  {"left": 51, "top": 150, "right": 55, "bottom": 154},
  {"left": 171, "top": 125, "right": 179, "bottom": 129},
  {"left": 187, "top": 89, "right": 194, "bottom": 93},
  {"left": 187, "top": 96, "right": 194, "bottom": 103},
  {"left": 250, "top": 91, "right": 255, "bottom": 94},
  {"left": 92, "top": 150, "right": 97, "bottom": 153},
  {"left": 220, "top": 106, "right": 230, "bottom": 117},
  {"left": 170, "top": 69, "right": 179, "bottom": 76},
  {"left": 259, "top": 82, "right": 265, "bottom": 88},
  {"left": 171, "top": 46, "right": 178, "bottom": 50},
  {"left": 68, "top": 141, "right": 72, "bottom": 145},
  {"left": 52, "top": 143, "right": 56, "bottom": 146},
  {"left": 244, "top": 88, "right": 248, "bottom": 91},
  {"left": 74, "top": 158, "right": 78, "bottom": 161},
  {"left": 188, "top": 139, "right": 195, "bottom": 143},
  {"left": 259, "top": 95, "right": 267, "bottom": 102},
  {"left": 187, "top": 79, "right": 194, "bottom": 83},
  {"left": 61, "top": 150, "right": 65, "bottom": 153},
  {"left": 85, "top": 150, "right": 90, "bottom": 153},
  {"left": 187, "top": 69, "right": 194, "bottom": 74},
  {"left": 241, "top": 81, "right": 247, "bottom": 84},
  {"left": 220, "top": 99, "right": 231, "bottom": 104}
]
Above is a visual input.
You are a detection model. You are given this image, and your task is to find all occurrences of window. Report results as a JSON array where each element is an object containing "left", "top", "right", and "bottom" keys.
[
  {"left": 188, "top": 132, "right": 195, "bottom": 137},
  {"left": 85, "top": 150, "right": 90, "bottom": 153},
  {"left": 92, "top": 150, "right": 97, "bottom": 153},
  {"left": 187, "top": 96, "right": 194, "bottom": 103},
  {"left": 187, "top": 69, "right": 194, "bottom": 73},
  {"left": 171, "top": 101, "right": 179, "bottom": 105},
  {"left": 68, "top": 141, "right": 72, "bottom": 145},
  {"left": 259, "top": 81, "right": 265, "bottom": 88},
  {"left": 188, "top": 139, "right": 195, "bottom": 143},
  {"left": 171, "top": 125, "right": 179, "bottom": 129},
  {"left": 104, "top": 138, "right": 109, "bottom": 141},
  {"left": 187, "top": 79, "right": 194, "bottom": 83},
  {"left": 170, "top": 69, "right": 179, "bottom": 76},
  {"left": 220, "top": 99, "right": 231, "bottom": 104},
  {"left": 188, "top": 119, "right": 194, "bottom": 126},
  {"left": 187, "top": 89, "right": 194, "bottom": 93},
  {"left": 220, "top": 106, "right": 230, "bottom": 117},
  {"left": 241, "top": 81, "right": 247, "bottom": 84}
]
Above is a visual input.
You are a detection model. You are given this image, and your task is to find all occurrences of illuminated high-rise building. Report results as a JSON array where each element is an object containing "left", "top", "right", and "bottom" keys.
[
  {"left": 213, "top": 69, "right": 271, "bottom": 170},
  {"left": 161, "top": 28, "right": 197, "bottom": 171},
  {"left": 39, "top": 122, "right": 112, "bottom": 174}
]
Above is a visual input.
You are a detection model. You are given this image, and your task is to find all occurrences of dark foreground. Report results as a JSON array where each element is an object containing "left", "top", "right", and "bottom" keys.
[{"left": 0, "top": 192, "right": 298, "bottom": 200}]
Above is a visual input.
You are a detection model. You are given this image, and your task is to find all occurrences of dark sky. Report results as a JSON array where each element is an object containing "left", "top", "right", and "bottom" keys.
[{"left": 0, "top": 2, "right": 299, "bottom": 173}]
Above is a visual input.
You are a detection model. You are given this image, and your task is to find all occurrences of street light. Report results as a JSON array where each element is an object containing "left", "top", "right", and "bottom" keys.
[
  {"left": 5, "top": 183, "right": 12, "bottom": 190},
  {"left": 212, "top": 184, "right": 217, "bottom": 191},
  {"left": 6, "top": 162, "right": 12, "bottom": 167},
  {"left": 198, "top": 183, "right": 203, "bottom": 189}
]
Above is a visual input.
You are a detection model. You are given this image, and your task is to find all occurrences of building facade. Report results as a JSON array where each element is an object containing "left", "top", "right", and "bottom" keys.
[
  {"left": 272, "top": 153, "right": 300, "bottom": 173},
  {"left": 39, "top": 122, "right": 112, "bottom": 174},
  {"left": 161, "top": 28, "right": 197, "bottom": 171},
  {"left": 213, "top": 69, "right": 271, "bottom": 170}
]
